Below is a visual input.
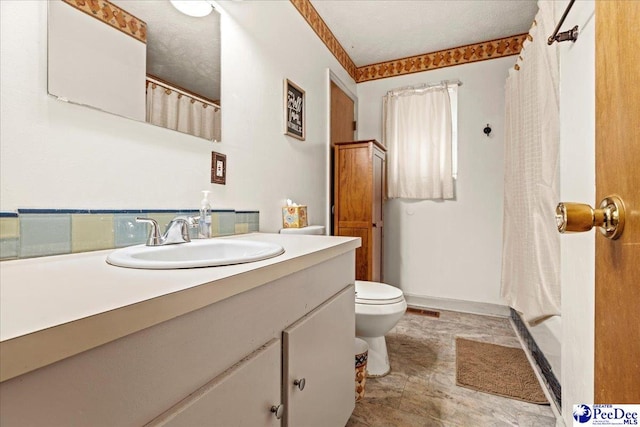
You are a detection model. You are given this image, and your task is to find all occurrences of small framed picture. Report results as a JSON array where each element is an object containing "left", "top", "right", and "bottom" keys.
[
  {"left": 284, "top": 79, "right": 305, "bottom": 140},
  {"left": 211, "top": 151, "right": 226, "bottom": 185}
]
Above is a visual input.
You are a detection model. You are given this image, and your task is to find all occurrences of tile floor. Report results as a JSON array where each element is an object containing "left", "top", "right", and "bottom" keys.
[{"left": 347, "top": 310, "right": 558, "bottom": 427}]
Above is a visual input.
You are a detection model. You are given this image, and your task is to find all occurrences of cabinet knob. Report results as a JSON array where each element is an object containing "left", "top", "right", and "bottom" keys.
[
  {"left": 270, "top": 404, "right": 284, "bottom": 419},
  {"left": 293, "top": 378, "right": 306, "bottom": 391}
]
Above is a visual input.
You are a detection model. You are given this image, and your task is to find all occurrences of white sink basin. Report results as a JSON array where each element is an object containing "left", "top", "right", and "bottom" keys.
[{"left": 106, "top": 239, "right": 285, "bottom": 269}]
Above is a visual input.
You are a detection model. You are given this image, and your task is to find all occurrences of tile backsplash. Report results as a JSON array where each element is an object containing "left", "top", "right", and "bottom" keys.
[{"left": 0, "top": 209, "right": 260, "bottom": 261}]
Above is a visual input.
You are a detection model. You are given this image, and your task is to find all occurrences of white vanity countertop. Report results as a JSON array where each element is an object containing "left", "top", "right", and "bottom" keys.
[{"left": 0, "top": 233, "right": 359, "bottom": 382}]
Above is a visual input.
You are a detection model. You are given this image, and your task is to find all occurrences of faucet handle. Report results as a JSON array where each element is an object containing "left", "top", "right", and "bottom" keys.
[
  {"left": 163, "top": 216, "right": 199, "bottom": 244},
  {"left": 136, "top": 217, "right": 161, "bottom": 246},
  {"left": 173, "top": 215, "right": 199, "bottom": 227}
]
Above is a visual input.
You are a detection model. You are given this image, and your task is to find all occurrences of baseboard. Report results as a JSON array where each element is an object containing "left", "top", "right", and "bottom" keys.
[
  {"left": 510, "top": 308, "right": 562, "bottom": 411},
  {"left": 403, "top": 294, "right": 511, "bottom": 317}
]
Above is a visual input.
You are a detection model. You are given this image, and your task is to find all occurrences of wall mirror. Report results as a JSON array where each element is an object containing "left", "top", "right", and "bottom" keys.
[{"left": 47, "top": 0, "right": 221, "bottom": 142}]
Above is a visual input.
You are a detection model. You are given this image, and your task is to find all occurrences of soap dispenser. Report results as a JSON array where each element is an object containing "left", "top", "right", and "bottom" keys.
[{"left": 199, "top": 190, "right": 212, "bottom": 238}]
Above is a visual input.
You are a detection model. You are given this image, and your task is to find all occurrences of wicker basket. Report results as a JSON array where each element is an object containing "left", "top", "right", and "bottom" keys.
[{"left": 355, "top": 338, "right": 368, "bottom": 402}]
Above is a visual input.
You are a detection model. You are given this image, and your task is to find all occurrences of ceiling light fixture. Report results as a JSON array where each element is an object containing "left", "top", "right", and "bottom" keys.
[{"left": 169, "top": 0, "right": 214, "bottom": 18}]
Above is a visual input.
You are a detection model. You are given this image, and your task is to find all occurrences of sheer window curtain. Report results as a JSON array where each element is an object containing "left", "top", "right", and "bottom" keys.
[{"left": 383, "top": 83, "right": 457, "bottom": 200}]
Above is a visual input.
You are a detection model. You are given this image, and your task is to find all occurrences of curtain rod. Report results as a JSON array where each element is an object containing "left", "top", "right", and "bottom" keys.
[
  {"left": 146, "top": 75, "right": 220, "bottom": 109},
  {"left": 547, "top": 0, "right": 578, "bottom": 45},
  {"left": 387, "top": 79, "right": 462, "bottom": 96}
]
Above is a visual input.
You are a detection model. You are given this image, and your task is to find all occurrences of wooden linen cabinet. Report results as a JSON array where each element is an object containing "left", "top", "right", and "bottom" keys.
[{"left": 334, "top": 140, "right": 386, "bottom": 281}]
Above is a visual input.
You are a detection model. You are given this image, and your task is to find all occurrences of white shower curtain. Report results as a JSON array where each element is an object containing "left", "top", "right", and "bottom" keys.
[
  {"left": 383, "top": 84, "right": 454, "bottom": 199},
  {"left": 501, "top": 1, "right": 560, "bottom": 323},
  {"left": 146, "top": 81, "right": 221, "bottom": 142}
]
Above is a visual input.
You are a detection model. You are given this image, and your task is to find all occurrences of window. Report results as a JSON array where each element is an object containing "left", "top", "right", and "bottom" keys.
[{"left": 383, "top": 81, "right": 459, "bottom": 199}]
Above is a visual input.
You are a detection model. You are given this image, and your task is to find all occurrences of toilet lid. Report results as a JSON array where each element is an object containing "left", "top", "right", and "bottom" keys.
[{"left": 355, "top": 280, "right": 405, "bottom": 305}]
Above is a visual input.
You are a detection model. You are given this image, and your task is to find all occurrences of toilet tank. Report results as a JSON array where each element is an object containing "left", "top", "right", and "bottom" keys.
[{"left": 279, "top": 225, "right": 325, "bottom": 235}]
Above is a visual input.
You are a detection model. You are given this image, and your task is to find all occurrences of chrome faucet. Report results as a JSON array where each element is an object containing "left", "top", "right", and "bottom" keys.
[{"left": 136, "top": 216, "right": 199, "bottom": 246}]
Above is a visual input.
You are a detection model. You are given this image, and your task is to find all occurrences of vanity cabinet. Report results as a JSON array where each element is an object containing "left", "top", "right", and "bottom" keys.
[
  {"left": 0, "top": 249, "right": 356, "bottom": 427},
  {"left": 334, "top": 140, "right": 386, "bottom": 281},
  {"left": 148, "top": 286, "right": 355, "bottom": 427}
]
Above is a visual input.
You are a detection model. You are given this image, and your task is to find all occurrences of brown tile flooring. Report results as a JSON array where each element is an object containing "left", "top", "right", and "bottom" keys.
[{"left": 347, "top": 310, "right": 557, "bottom": 427}]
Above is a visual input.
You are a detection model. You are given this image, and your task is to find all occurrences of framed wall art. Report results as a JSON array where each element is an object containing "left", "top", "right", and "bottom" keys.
[
  {"left": 211, "top": 151, "right": 226, "bottom": 185},
  {"left": 284, "top": 79, "right": 305, "bottom": 140}
]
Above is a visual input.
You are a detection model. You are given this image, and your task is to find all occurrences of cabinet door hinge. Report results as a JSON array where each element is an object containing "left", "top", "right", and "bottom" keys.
[{"left": 353, "top": 121, "right": 357, "bottom": 131}]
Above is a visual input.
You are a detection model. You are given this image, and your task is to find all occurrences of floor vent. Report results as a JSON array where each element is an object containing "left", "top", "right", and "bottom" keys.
[{"left": 406, "top": 307, "right": 441, "bottom": 318}]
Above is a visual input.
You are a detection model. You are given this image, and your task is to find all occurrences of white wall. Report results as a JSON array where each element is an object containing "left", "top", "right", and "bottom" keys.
[
  {"left": 357, "top": 57, "right": 512, "bottom": 308},
  {"left": 557, "top": 1, "right": 596, "bottom": 424},
  {"left": 216, "top": 1, "right": 355, "bottom": 231},
  {"left": 0, "top": 0, "right": 355, "bottom": 233}
]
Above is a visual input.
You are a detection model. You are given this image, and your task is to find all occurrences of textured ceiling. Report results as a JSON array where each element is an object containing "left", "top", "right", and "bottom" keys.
[
  {"left": 112, "top": 0, "right": 221, "bottom": 101},
  {"left": 106, "top": 0, "right": 536, "bottom": 100},
  {"left": 310, "top": 0, "right": 538, "bottom": 66}
]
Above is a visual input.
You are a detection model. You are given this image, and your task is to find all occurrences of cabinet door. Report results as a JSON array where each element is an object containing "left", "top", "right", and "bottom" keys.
[
  {"left": 335, "top": 140, "right": 386, "bottom": 282},
  {"left": 335, "top": 142, "right": 373, "bottom": 281},
  {"left": 335, "top": 143, "right": 373, "bottom": 228},
  {"left": 283, "top": 286, "right": 355, "bottom": 427},
  {"left": 146, "top": 339, "right": 282, "bottom": 427}
]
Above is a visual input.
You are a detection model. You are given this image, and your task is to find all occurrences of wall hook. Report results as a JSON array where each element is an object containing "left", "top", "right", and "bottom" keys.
[{"left": 483, "top": 124, "right": 492, "bottom": 137}]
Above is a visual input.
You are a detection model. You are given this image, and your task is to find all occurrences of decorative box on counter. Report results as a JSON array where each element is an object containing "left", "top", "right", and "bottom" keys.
[{"left": 282, "top": 205, "right": 308, "bottom": 228}]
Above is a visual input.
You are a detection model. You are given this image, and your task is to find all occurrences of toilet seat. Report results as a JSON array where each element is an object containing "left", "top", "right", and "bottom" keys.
[{"left": 355, "top": 280, "right": 405, "bottom": 305}]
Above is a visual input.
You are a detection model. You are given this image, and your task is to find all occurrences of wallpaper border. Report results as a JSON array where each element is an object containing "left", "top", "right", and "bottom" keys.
[
  {"left": 290, "top": 0, "right": 526, "bottom": 83},
  {"left": 61, "top": 0, "right": 147, "bottom": 44}
]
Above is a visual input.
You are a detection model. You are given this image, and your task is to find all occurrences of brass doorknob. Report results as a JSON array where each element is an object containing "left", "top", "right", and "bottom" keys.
[{"left": 556, "top": 195, "right": 626, "bottom": 239}]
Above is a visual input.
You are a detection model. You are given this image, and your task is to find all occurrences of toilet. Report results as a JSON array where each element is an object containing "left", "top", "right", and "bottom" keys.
[
  {"left": 279, "top": 225, "right": 325, "bottom": 235},
  {"left": 279, "top": 225, "right": 406, "bottom": 377},
  {"left": 355, "top": 280, "right": 407, "bottom": 377}
]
